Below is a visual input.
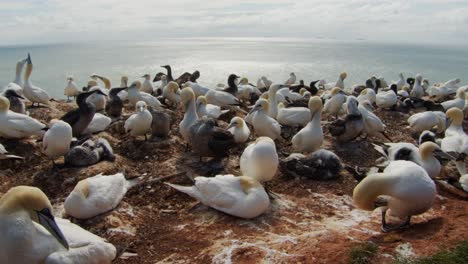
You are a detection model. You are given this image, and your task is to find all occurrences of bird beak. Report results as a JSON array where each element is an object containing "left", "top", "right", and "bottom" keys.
[
  {"left": 141, "top": 75, "right": 146, "bottom": 78},
  {"left": 446, "top": 118, "right": 453, "bottom": 128},
  {"left": 37, "top": 209, "right": 69, "bottom": 250},
  {"left": 13, "top": 93, "right": 25, "bottom": 100},
  {"left": 95, "top": 89, "right": 107, "bottom": 96},
  {"left": 227, "top": 123, "right": 235, "bottom": 130},
  {"left": 434, "top": 149, "right": 456, "bottom": 160},
  {"left": 27, "top": 53, "right": 32, "bottom": 64},
  {"left": 249, "top": 106, "right": 259, "bottom": 114}
]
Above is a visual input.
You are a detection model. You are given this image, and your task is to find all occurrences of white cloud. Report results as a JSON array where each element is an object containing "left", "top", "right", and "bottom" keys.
[{"left": 0, "top": 0, "right": 467, "bottom": 45}]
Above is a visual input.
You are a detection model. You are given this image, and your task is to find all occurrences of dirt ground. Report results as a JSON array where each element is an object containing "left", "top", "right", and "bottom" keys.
[{"left": 0, "top": 94, "right": 467, "bottom": 264}]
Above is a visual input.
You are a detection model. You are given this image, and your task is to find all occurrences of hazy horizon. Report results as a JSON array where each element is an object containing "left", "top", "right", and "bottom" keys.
[{"left": 1, "top": 0, "right": 467, "bottom": 46}]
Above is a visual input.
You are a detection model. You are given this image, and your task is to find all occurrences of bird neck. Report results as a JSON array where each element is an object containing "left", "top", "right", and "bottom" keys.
[
  {"left": 185, "top": 99, "right": 197, "bottom": 119},
  {"left": 353, "top": 174, "right": 394, "bottom": 211},
  {"left": 14, "top": 63, "right": 24, "bottom": 86},
  {"left": 165, "top": 67, "right": 173, "bottom": 81},
  {"left": 24, "top": 64, "right": 33, "bottom": 85},
  {"left": 310, "top": 109, "right": 322, "bottom": 126}
]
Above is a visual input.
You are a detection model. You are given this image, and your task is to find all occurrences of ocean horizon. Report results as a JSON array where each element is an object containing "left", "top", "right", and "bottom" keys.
[{"left": 1, "top": 37, "right": 467, "bottom": 98}]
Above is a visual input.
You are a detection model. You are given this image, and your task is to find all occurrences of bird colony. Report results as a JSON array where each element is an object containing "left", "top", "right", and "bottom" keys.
[{"left": 0, "top": 54, "right": 467, "bottom": 263}]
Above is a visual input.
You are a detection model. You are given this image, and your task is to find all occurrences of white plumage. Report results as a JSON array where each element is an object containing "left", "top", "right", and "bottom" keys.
[
  {"left": 292, "top": 96, "right": 323, "bottom": 153},
  {"left": 83, "top": 113, "right": 112, "bottom": 134},
  {"left": 227, "top": 117, "right": 250, "bottom": 143},
  {"left": 240, "top": 137, "right": 279, "bottom": 183},
  {"left": 43, "top": 120, "right": 72, "bottom": 160},
  {"left": 407, "top": 111, "right": 445, "bottom": 133},
  {"left": 250, "top": 99, "right": 281, "bottom": 140},
  {"left": 0, "top": 96, "right": 45, "bottom": 139},
  {"left": 124, "top": 101, "right": 152, "bottom": 137}
]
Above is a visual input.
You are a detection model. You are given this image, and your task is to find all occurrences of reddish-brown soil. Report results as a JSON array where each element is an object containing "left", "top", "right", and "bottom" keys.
[{"left": 0, "top": 95, "right": 467, "bottom": 264}]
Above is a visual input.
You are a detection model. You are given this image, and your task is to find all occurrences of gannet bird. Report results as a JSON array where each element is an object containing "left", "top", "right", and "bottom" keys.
[
  {"left": 324, "top": 72, "right": 347, "bottom": 90},
  {"left": 179, "top": 87, "right": 198, "bottom": 142},
  {"left": 428, "top": 78, "right": 461, "bottom": 96},
  {"left": 419, "top": 130, "right": 437, "bottom": 145},
  {"left": 162, "top": 81, "right": 181, "bottom": 107},
  {"left": 300, "top": 87, "right": 312, "bottom": 100},
  {"left": 353, "top": 160, "right": 436, "bottom": 232},
  {"left": 0, "top": 186, "right": 116, "bottom": 263},
  {"left": 0, "top": 143, "right": 23, "bottom": 160},
  {"left": 61, "top": 90, "right": 106, "bottom": 137},
  {"left": 0, "top": 96, "right": 45, "bottom": 138},
  {"left": 284, "top": 72, "right": 296, "bottom": 86},
  {"left": 278, "top": 87, "right": 302, "bottom": 102},
  {"left": 65, "top": 138, "right": 115, "bottom": 167},
  {"left": 393, "top": 73, "right": 406, "bottom": 91},
  {"left": 250, "top": 99, "right": 282, "bottom": 140},
  {"left": 188, "top": 117, "right": 235, "bottom": 159},
  {"left": 182, "top": 81, "right": 209, "bottom": 97},
  {"left": 64, "top": 173, "right": 139, "bottom": 219},
  {"left": 125, "top": 101, "right": 153, "bottom": 140},
  {"left": 240, "top": 137, "right": 278, "bottom": 183},
  {"left": 219, "top": 74, "right": 240, "bottom": 96},
  {"left": 373, "top": 141, "right": 452, "bottom": 178},
  {"left": 86, "top": 86, "right": 107, "bottom": 111},
  {"left": 267, "top": 83, "right": 283, "bottom": 118},
  {"left": 64, "top": 77, "right": 79, "bottom": 102},
  {"left": 3, "top": 88, "right": 26, "bottom": 114},
  {"left": 358, "top": 100, "right": 392, "bottom": 141},
  {"left": 196, "top": 95, "right": 229, "bottom": 119},
  {"left": 126, "top": 81, "right": 163, "bottom": 108},
  {"left": 276, "top": 102, "right": 311, "bottom": 127},
  {"left": 227, "top": 116, "right": 250, "bottom": 143},
  {"left": 441, "top": 89, "right": 465, "bottom": 111},
  {"left": 329, "top": 96, "right": 364, "bottom": 142},
  {"left": 441, "top": 108, "right": 468, "bottom": 175},
  {"left": 42, "top": 119, "right": 72, "bottom": 162},
  {"left": 376, "top": 84, "right": 398, "bottom": 109},
  {"left": 261, "top": 76, "right": 273, "bottom": 89},
  {"left": 238, "top": 77, "right": 261, "bottom": 101},
  {"left": 357, "top": 88, "right": 377, "bottom": 105},
  {"left": 117, "top": 75, "right": 129, "bottom": 101},
  {"left": 148, "top": 106, "right": 171, "bottom": 139},
  {"left": 281, "top": 150, "right": 342, "bottom": 180},
  {"left": 204, "top": 87, "right": 240, "bottom": 107},
  {"left": 105, "top": 87, "right": 127, "bottom": 119},
  {"left": 323, "top": 87, "right": 347, "bottom": 118},
  {"left": 83, "top": 113, "right": 111, "bottom": 134},
  {"left": 397, "top": 86, "right": 410, "bottom": 98},
  {"left": 90, "top": 74, "right": 111, "bottom": 90},
  {"left": 410, "top": 74, "right": 424, "bottom": 98},
  {"left": 291, "top": 96, "right": 323, "bottom": 153},
  {"left": 153, "top": 75, "right": 167, "bottom": 96},
  {"left": 407, "top": 111, "right": 446, "bottom": 133},
  {"left": 3, "top": 57, "right": 27, "bottom": 94},
  {"left": 23, "top": 54, "right": 51, "bottom": 107},
  {"left": 167, "top": 175, "right": 269, "bottom": 219},
  {"left": 141, "top": 74, "right": 154, "bottom": 94}
]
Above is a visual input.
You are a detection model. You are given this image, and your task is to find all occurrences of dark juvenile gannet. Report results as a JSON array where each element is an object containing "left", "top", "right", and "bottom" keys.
[
  {"left": 60, "top": 89, "right": 106, "bottom": 137},
  {"left": 3, "top": 88, "right": 26, "bottom": 114},
  {"left": 148, "top": 106, "right": 171, "bottom": 139},
  {"left": 329, "top": 96, "right": 364, "bottom": 143},
  {"left": 65, "top": 138, "right": 115, "bottom": 167},
  {"left": 281, "top": 149, "right": 343, "bottom": 180},
  {"left": 222, "top": 74, "right": 241, "bottom": 96},
  {"left": 105, "top": 87, "right": 127, "bottom": 119}
]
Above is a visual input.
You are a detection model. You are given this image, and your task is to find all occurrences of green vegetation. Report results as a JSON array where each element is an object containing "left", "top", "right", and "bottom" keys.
[
  {"left": 349, "top": 242, "right": 379, "bottom": 264},
  {"left": 395, "top": 240, "right": 468, "bottom": 264}
]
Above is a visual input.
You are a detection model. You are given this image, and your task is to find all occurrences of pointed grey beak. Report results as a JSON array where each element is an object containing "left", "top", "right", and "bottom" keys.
[
  {"left": 446, "top": 118, "right": 453, "bottom": 129},
  {"left": 27, "top": 53, "right": 32, "bottom": 64},
  {"left": 249, "top": 106, "right": 260, "bottom": 114},
  {"left": 434, "top": 149, "right": 456, "bottom": 160},
  {"left": 227, "top": 123, "right": 235, "bottom": 130},
  {"left": 37, "top": 208, "right": 69, "bottom": 250}
]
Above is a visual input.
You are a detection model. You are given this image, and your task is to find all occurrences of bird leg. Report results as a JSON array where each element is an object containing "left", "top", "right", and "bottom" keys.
[{"left": 381, "top": 210, "right": 412, "bottom": 232}]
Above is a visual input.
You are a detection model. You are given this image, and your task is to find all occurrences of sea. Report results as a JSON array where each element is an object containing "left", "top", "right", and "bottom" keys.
[{"left": 1, "top": 38, "right": 468, "bottom": 98}]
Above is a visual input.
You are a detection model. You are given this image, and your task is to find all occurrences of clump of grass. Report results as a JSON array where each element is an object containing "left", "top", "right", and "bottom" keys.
[
  {"left": 349, "top": 242, "right": 379, "bottom": 264},
  {"left": 395, "top": 240, "right": 468, "bottom": 264}
]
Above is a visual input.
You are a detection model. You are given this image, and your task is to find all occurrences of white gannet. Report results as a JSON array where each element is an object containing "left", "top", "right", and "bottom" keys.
[
  {"left": 249, "top": 99, "right": 281, "bottom": 140},
  {"left": 141, "top": 74, "right": 154, "bottom": 94},
  {"left": 167, "top": 175, "right": 269, "bottom": 219},
  {"left": 441, "top": 89, "right": 465, "bottom": 111},
  {"left": 117, "top": 75, "right": 129, "bottom": 101},
  {"left": 267, "top": 83, "right": 283, "bottom": 118},
  {"left": 410, "top": 74, "right": 424, "bottom": 98},
  {"left": 407, "top": 111, "right": 446, "bottom": 133},
  {"left": 64, "top": 173, "right": 139, "bottom": 219},
  {"left": 359, "top": 100, "right": 391, "bottom": 141},
  {"left": 227, "top": 116, "right": 250, "bottom": 143},
  {"left": 0, "top": 186, "right": 116, "bottom": 264},
  {"left": 204, "top": 88, "right": 240, "bottom": 107},
  {"left": 86, "top": 85, "right": 108, "bottom": 111},
  {"left": 90, "top": 74, "right": 111, "bottom": 89},
  {"left": 196, "top": 95, "right": 229, "bottom": 119},
  {"left": 353, "top": 160, "right": 436, "bottom": 232},
  {"left": 357, "top": 88, "right": 377, "bottom": 105},
  {"left": 284, "top": 72, "right": 296, "bottom": 86},
  {"left": 276, "top": 102, "right": 311, "bottom": 127},
  {"left": 323, "top": 87, "right": 347, "bottom": 118},
  {"left": 397, "top": 86, "right": 410, "bottom": 98},
  {"left": 42, "top": 119, "right": 72, "bottom": 162},
  {"left": 240, "top": 137, "right": 279, "bottom": 183},
  {"left": 3, "top": 57, "right": 27, "bottom": 95},
  {"left": 441, "top": 108, "right": 468, "bottom": 175},
  {"left": 428, "top": 78, "right": 461, "bottom": 96},
  {"left": 291, "top": 96, "right": 323, "bottom": 153},
  {"left": 182, "top": 81, "right": 209, "bottom": 97},
  {"left": 124, "top": 101, "right": 153, "bottom": 140},
  {"left": 0, "top": 96, "right": 45, "bottom": 138},
  {"left": 324, "top": 72, "right": 347, "bottom": 90},
  {"left": 64, "top": 77, "right": 80, "bottom": 102},
  {"left": 83, "top": 113, "right": 112, "bottom": 134},
  {"left": 0, "top": 143, "right": 24, "bottom": 160},
  {"left": 393, "top": 73, "right": 406, "bottom": 91},
  {"left": 162, "top": 81, "right": 181, "bottom": 107},
  {"left": 376, "top": 84, "right": 398, "bottom": 109},
  {"left": 277, "top": 87, "right": 302, "bottom": 102},
  {"left": 179, "top": 87, "right": 198, "bottom": 141},
  {"left": 127, "top": 81, "right": 163, "bottom": 108},
  {"left": 23, "top": 54, "right": 51, "bottom": 107}
]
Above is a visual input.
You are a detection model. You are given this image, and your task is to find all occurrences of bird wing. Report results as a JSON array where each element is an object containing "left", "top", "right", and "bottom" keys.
[
  {"left": 175, "top": 72, "right": 192, "bottom": 85},
  {"left": 208, "top": 128, "right": 235, "bottom": 156},
  {"left": 152, "top": 72, "right": 166, "bottom": 82},
  {"left": 61, "top": 108, "right": 81, "bottom": 125},
  {"left": 194, "top": 177, "right": 238, "bottom": 209}
]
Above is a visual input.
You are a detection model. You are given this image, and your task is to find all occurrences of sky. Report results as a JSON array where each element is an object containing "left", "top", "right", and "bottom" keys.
[{"left": 1, "top": 0, "right": 468, "bottom": 46}]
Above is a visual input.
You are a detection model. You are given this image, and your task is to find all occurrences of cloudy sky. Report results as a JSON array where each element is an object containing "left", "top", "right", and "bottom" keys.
[{"left": 1, "top": 0, "right": 467, "bottom": 45}]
